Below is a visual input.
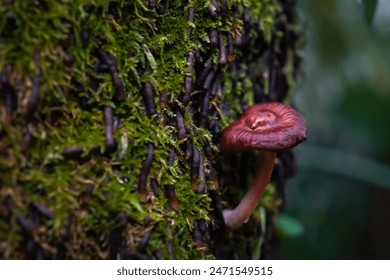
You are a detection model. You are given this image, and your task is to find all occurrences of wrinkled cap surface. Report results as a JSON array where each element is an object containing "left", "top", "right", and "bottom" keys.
[{"left": 220, "top": 102, "right": 307, "bottom": 152}]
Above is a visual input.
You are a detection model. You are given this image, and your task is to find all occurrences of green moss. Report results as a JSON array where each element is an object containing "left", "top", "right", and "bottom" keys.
[{"left": 0, "top": 0, "right": 297, "bottom": 259}]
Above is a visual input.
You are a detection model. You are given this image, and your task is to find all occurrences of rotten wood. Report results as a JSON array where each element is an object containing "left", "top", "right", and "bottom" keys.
[
  {"left": 197, "top": 152, "right": 207, "bottom": 193},
  {"left": 104, "top": 106, "right": 116, "bottom": 151},
  {"left": 227, "top": 33, "right": 235, "bottom": 63},
  {"left": 96, "top": 49, "right": 126, "bottom": 102},
  {"left": 191, "top": 147, "right": 200, "bottom": 192},
  {"left": 143, "top": 82, "right": 157, "bottom": 116},
  {"left": 218, "top": 33, "right": 227, "bottom": 65},
  {"left": 182, "top": 51, "right": 195, "bottom": 105},
  {"left": 175, "top": 109, "right": 187, "bottom": 140},
  {"left": 209, "top": 28, "right": 219, "bottom": 46},
  {"left": 164, "top": 150, "right": 180, "bottom": 211},
  {"left": 138, "top": 143, "right": 155, "bottom": 202},
  {"left": 187, "top": 7, "right": 195, "bottom": 37},
  {"left": 159, "top": 89, "right": 168, "bottom": 110}
]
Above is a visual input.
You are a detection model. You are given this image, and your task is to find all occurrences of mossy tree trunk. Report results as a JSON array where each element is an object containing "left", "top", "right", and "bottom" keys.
[{"left": 0, "top": 0, "right": 302, "bottom": 259}]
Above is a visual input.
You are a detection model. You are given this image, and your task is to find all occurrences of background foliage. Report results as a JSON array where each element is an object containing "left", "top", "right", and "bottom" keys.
[{"left": 278, "top": 0, "right": 390, "bottom": 259}]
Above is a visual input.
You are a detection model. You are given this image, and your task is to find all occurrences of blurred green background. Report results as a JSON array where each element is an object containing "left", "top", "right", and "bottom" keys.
[{"left": 277, "top": 0, "right": 390, "bottom": 259}]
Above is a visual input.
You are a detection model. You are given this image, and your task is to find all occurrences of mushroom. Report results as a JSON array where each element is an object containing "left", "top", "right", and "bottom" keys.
[{"left": 220, "top": 102, "right": 307, "bottom": 229}]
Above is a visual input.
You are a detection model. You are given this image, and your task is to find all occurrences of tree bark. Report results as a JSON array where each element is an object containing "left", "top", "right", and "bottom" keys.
[{"left": 0, "top": 0, "right": 302, "bottom": 259}]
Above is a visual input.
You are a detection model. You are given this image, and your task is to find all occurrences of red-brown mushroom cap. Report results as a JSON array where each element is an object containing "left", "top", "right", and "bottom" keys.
[{"left": 220, "top": 102, "right": 307, "bottom": 152}]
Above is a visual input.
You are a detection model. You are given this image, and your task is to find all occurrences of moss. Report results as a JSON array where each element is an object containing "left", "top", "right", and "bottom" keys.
[{"left": 0, "top": 0, "right": 300, "bottom": 259}]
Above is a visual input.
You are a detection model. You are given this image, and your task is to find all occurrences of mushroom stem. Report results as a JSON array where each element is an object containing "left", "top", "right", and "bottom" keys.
[{"left": 223, "top": 151, "right": 276, "bottom": 229}]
